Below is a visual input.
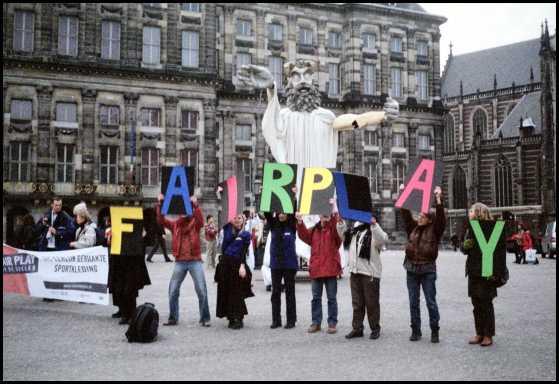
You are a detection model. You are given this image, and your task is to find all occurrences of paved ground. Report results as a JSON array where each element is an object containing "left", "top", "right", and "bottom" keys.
[{"left": 3, "top": 250, "right": 557, "bottom": 381}]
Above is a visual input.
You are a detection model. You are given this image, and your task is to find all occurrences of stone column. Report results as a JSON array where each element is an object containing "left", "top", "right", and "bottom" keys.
[
  {"left": 36, "top": 85, "right": 53, "bottom": 183},
  {"left": 123, "top": 92, "right": 139, "bottom": 183},
  {"left": 380, "top": 24, "right": 391, "bottom": 95},
  {"left": 431, "top": 30, "right": 441, "bottom": 98},
  {"left": 408, "top": 121, "right": 418, "bottom": 162},
  {"left": 223, "top": 110, "right": 235, "bottom": 179},
  {"left": 80, "top": 88, "right": 97, "bottom": 183},
  {"left": 164, "top": 95, "right": 178, "bottom": 162}
]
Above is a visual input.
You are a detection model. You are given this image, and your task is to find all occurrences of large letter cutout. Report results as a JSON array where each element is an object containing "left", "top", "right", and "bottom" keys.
[
  {"left": 470, "top": 220, "right": 505, "bottom": 277},
  {"left": 260, "top": 162, "right": 297, "bottom": 213},
  {"left": 161, "top": 166, "right": 193, "bottom": 216},
  {"left": 334, "top": 172, "right": 372, "bottom": 223},
  {"left": 110, "top": 207, "right": 144, "bottom": 256},
  {"left": 298, "top": 168, "right": 335, "bottom": 215},
  {"left": 218, "top": 175, "right": 246, "bottom": 224},
  {"left": 395, "top": 159, "right": 440, "bottom": 214}
]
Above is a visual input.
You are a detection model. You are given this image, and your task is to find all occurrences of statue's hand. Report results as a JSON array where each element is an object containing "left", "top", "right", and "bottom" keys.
[
  {"left": 237, "top": 65, "right": 275, "bottom": 90},
  {"left": 383, "top": 96, "right": 399, "bottom": 122}
]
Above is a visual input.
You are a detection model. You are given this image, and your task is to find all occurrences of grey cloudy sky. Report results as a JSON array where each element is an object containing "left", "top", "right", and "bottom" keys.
[{"left": 420, "top": 3, "right": 556, "bottom": 71}]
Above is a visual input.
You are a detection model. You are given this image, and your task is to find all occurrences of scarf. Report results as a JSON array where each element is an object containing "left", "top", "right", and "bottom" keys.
[{"left": 344, "top": 223, "right": 372, "bottom": 261}]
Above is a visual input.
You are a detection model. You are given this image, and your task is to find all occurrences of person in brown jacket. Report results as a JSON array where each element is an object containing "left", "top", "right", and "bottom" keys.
[
  {"left": 156, "top": 193, "right": 210, "bottom": 327},
  {"left": 400, "top": 186, "right": 446, "bottom": 343}
]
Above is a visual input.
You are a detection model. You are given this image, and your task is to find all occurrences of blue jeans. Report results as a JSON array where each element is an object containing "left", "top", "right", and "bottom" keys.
[
  {"left": 406, "top": 271, "right": 440, "bottom": 331},
  {"left": 168, "top": 261, "right": 210, "bottom": 323},
  {"left": 311, "top": 277, "right": 338, "bottom": 327}
]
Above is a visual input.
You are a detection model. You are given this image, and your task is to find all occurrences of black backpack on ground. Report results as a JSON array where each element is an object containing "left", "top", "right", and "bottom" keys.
[{"left": 125, "top": 303, "right": 159, "bottom": 343}]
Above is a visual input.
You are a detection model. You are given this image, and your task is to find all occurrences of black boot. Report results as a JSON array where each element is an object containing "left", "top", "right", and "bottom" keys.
[
  {"left": 345, "top": 329, "right": 364, "bottom": 339},
  {"left": 410, "top": 327, "right": 422, "bottom": 341},
  {"left": 431, "top": 329, "right": 440, "bottom": 343},
  {"left": 111, "top": 310, "right": 122, "bottom": 319},
  {"left": 270, "top": 322, "right": 282, "bottom": 329}
]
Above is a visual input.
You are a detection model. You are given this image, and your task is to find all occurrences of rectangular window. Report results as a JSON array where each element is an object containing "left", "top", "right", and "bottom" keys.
[
  {"left": 14, "top": 11, "right": 34, "bottom": 52},
  {"left": 328, "top": 63, "right": 340, "bottom": 97},
  {"left": 180, "top": 148, "right": 198, "bottom": 185},
  {"left": 362, "top": 33, "right": 376, "bottom": 49},
  {"left": 182, "top": 31, "right": 199, "bottom": 67},
  {"left": 364, "top": 130, "right": 378, "bottom": 146},
  {"left": 417, "top": 40, "right": 428, "bottom": 56},
  {"left": 269, "top": 56, "right": 283, "bottom": 90},
  {"left": 416, "top": 70, "right": 428, "bottom": 100},
  {"left": 268, "top": 23, "right": 283, "bottom": 41},
  {"left": 181, "top": 110, "right": 199, "bottom": 131},
  {"left": 100, "top": 146, "right": 118, "bottom": 184},
  {"left": 299, "top": 28, "right": 313, "bottom": 45},
  {"left": 418, "top": 134, "right": 430, "bottom": 150},
  {"left": 363, "top": 64, "right": 375, "bottom": 95},
  {"left": 56, "top": 144, "right": 74, "bottom": 183},
  {"left": 236, "top": 53, "right": 251, "bottom": 72},
  {"left": 393, "top": 133, "right": 405, "bottom": 147},
  {"left": 328, "top": 31, "right": 342, "bottom": 49},
  {"left": 391, "top": 68, "right": 401, "bottom": 98},
  {"left": 391, "top": 36, "right": 402, "bottom": 53},
  {"left": 11, "top": 99, "right": 32, "bottom": 121},
  {"left": 235, "top": 125, "right": 251, "bottom": 142},
  {"left": 100, "top": 105, "right": 120, "bottom": 127},
  {"left": 141, "top": 148, "right": 159, "bottom": 186},
  {"left": 9, "top": 142, "right": 31, "bottom": 182},
  {"left": 101, "top": 21, "right": 120, "bottom": 60},
  {"left": 392, "top": 162, "right": 406, "bottom": 194},
  {"left": 366, "top": 161, "right": 378, "bottom": 193},
  {"left": 181, "top": 3, "right": 200, "bottom": 12},
  {"left": 58, "top": 16, "right": 78, "bottom": 56},
  {"left": 237, "top": 20, "right": 252, "bottom": 36},
  {"left": 143, "top": 26, "right": 161, "bottom": 65},
  {"left": 238, "top": 158, "right": 253, "bottom": 192},
  {"left": 141, "top": 108, "right": 161, "bottom": 127},
  {"left": 56, "top": 103, "right": 77, "bottom": 122}
]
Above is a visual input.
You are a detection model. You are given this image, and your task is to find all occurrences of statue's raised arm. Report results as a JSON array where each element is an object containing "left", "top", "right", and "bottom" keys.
[
  {"left": 332, "top": 96, "right": 400, "bottom": 131},
  {"left": 237, "top": 64, "right": 275, "bottom": 90}
]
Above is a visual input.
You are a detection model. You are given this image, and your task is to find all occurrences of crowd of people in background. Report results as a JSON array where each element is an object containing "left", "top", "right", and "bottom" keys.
[{"left": 10, "top": 185, "right": 548, "bottom": 347}]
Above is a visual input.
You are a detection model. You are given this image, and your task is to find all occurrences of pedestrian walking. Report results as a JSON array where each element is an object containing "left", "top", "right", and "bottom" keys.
[
  {"left": 145, "top": 207, "right": 172, "bottom": 263},
  {"left": 204, "top": 215, "right": 218, "bottom": 269},
  {"left": 344, "top": 215, "right": 388, "bottom": 340},
  {"left": 399, "top": 186, "right": 446, "bottom": 343},
  {"left": 296, "top": 200, "right": 346, "bottom": 335},
  {"left": 265, "top": 212, "right": 298, "bottom": 330},
  {"left": 215, "top": 214, "right": 254, "bottom": 330}
]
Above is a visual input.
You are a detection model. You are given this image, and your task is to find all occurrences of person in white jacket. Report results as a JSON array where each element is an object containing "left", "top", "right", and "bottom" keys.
[
  {"left": 70, "top": 203, "right": 97, "bottom": 249},
  {"left": 344, "top": 215, "right": 389, "bottom": 340}
]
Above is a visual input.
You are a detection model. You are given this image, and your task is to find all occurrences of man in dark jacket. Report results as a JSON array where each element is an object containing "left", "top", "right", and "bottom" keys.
[
  {"left": 400, "top": 186, "right": 446, "bottom": 343},
  {"left": 36, "top": 197, "right": 75, "bottom": 252},
  {"left": 265, "top": 212, "right": 298, "bottom": 329}
]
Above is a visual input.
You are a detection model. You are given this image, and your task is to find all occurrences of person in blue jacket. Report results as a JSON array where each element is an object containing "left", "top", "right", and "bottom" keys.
[
  {"left": 36, "top": 197, "right": 75, "bottom": 252},
  {"left": 265, "top": 211, "right": 298, "bottom": 329},
  {"left": 215, "top": 214, "right": 254, "bottom": 330}
]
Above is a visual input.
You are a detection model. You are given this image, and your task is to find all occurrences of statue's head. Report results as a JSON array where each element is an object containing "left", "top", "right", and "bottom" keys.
[{"left": 284, "top": 59, "right": 321, "bottom": 112}]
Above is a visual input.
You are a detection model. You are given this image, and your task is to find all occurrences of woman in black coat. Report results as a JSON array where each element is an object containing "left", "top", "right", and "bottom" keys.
[{"left": 462, "top": 203, "right": 503, "bottom": 347}]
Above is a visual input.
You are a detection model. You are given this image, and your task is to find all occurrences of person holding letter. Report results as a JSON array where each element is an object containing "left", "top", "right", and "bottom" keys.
[
  {"left": 461, "top": 203, "right": 506, "bottom": 347},
  {"left": 215, "top": 214, "right": 254, "bottom": 330},
  {"left": 344, "top": 215, "right": 389, "bottom": 340},
  {"left": 156, "top": 193, "right": 210, "bottom": 327},
  {"left": 296, "top": 200, "right": 346, "bottom": 335},
  {"left": 399, "top": 186, "right": 446, "bottom": 343},
  {"left": 265, "top": 211, "right": 298, "bottom": 330}
]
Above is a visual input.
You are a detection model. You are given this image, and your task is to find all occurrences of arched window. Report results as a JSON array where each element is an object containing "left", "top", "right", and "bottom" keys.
[
  {"left": 472, "top": 109, "right": 488, "bottom": 139},
  {"left": 495, "top": 156, "right": 513, "bottom": 207},
  {"left": 444, "top": 114, "right": 455, "bottom": 153},
  {"left": 452, "top": 166, "right": 467, "bottom": 209}
]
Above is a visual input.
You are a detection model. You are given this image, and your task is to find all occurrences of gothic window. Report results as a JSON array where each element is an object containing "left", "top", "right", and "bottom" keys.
[
  {"left": 443, "top": 114, "right": 455, "bottom": 153},
  {"left": 182, "top": 31, "right": 199, "bottom": 68},
  {"left": 495, "top": 156, "right": 513, "bottom": 207},
  {"left": 473, "top": 109, "right": 488, "bottom": 139},
  {"left": 14, "top": 11, "right": 34, "bottom": 52},
  {"left": 452, "top": 167, "right": 467, "bottom": 209}
]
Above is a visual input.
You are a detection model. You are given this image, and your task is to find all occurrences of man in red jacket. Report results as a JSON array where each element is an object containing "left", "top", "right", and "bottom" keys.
[
  {"left": 296, "top": 200, "right": 346, "bottom": 334},
  {"left": 156, "top": 193, "right": 210, "bottom": 327}
]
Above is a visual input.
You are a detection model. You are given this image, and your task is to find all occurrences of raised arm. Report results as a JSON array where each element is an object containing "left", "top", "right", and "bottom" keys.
[
  {"left": 156, "top": 203, "right": 176, "bottom": 232},
  {"left": 400, "top": 208, "right": 417, "bottom": 236},
  {"left": 433, "top": 187, "right": 446, "bottom": 240},
  {"left": 332, "top": 97, "right": 399, "bottom": 131},
  {"left": 296, "top": 214, "right": 313, "bottom": 246},
  {"left": 371, "top": 220, "right": 389, "bottom": 247}
]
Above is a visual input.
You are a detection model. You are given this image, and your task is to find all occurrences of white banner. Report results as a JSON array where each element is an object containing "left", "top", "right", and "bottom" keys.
[{"left": 3, "top": 244, "right": 109, "bottom": 305}]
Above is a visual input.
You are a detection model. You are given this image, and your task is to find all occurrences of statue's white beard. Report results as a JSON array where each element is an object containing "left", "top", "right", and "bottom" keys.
[{"left": 286, "top": 84, "right": 321, "bottom": 112}]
